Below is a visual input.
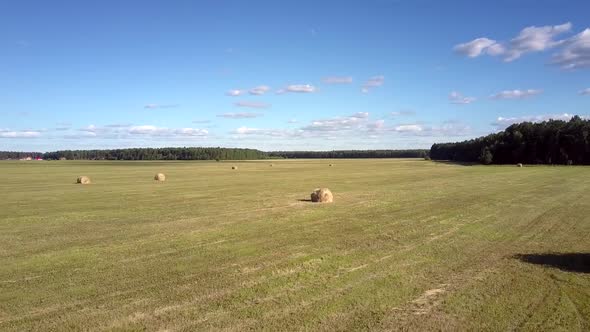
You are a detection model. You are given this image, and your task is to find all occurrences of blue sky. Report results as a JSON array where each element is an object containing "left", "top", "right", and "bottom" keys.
[{"left": 1, "top": 0, "right": 589, "bottom": 152}]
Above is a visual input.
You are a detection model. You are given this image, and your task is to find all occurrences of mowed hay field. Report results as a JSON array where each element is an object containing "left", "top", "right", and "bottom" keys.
[{"left": 1, "top": 159, "right": 589, "bottom": 331}]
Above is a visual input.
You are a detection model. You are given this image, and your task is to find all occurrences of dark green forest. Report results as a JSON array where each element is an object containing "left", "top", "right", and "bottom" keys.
[
  {"left": 0, "top": 151, "right": 44, "bottom": 160},
  {"left": 430, "top": 116, "right": 590, "bottom": 165},
  {"left": 267, "top": 150, "right": 428, "bottom": 159},
  {"left": 0, "top": 148, "right": 427, "bottom": 160},
  {"left": 41, "top": 148, "right": 266, "bottom": 160}
]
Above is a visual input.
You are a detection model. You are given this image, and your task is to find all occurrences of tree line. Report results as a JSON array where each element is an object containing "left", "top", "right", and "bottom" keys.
[
  {"left": 1, "top": 148, "right": 428, "bottom": 160},
  {"left": 41, "top": 147, "right": 266, "bottom": 160},
  {"left": 0, "top": 151, "right": 44, "bottom": 160},
  {"left": 430, "top": 116, "right": 590, "bottom": 165},
  {"left": 268, "top": 150, "right": 428, "bottom": 159}
]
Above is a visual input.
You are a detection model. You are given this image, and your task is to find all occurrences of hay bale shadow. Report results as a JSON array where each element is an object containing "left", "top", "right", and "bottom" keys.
[
  {"left": 513, "top": 253, "right": 590, "bottom": 273},
  {"left": 298, "top": 199, "right": 312, "bottom": 202}
]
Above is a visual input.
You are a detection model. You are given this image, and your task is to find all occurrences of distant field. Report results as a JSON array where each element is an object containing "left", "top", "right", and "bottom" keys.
[{"left": 1, "top": 159, "right": 589, "bottom": 331}]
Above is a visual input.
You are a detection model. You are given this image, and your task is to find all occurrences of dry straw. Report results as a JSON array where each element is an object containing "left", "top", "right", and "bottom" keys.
[
  {"left": 154, "top": 173, "right": 166, "bottom": 181},
  {"left": 311, "top": 188, "right": 334, "bottom": 203},
  {"left": 77, "top": 176, "right": 91, "bottom": 184}
]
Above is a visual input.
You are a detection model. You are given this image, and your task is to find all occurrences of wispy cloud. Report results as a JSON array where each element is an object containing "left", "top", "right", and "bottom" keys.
[
  {"left": 579, "top": 88, "right": 590, "bottom": 95},
  {"left": 454, "top": 22, "right": 572, "bottom": 62},
  {"left": 248, "top": 85, "right": 271, "bottom": 95},
  {"left": 0, "top": 130, "right": 41, "bottom": 138},
  {"left": 234, "top": 101, "right": 271, "bottom": 108},
  {"left": 217, "top": 112, "right": 263, "bottom": 119},
  {"left": 105, "top": 123, "right": 132, "bottom": 128},
  {"left": 552, "top": 28, "right": 590, "bottom": 70},
  {"left": 144, "top": 103, "right": 180, "bottom": 109},
  {"left": 59, "top": 124, "right": 209, "bottom": 140},
  {"left": 361, "top": 75, "right": 384, "bottom": 93},
  {"left": 391, "top": 111, "right": 416, "bottom": 116},
  {"left": 322, "top": 76, "right": 353, "bottom": 84},
  {"left": 233, "top": 127, "right": 298, "bottom": 137},
  {"left": 391, "top": 121, "right": 472, "bottom": 137},
  {"left": 128, "top": 125, "right": 208, "bottom": 137},
  {"left": 280, "top": 84, "right": 317, "bottom": 94},
  {"left": 490, "top": 89, "right": 542, "bottom": 100},
  {"left": 449, "top": 91, "right": 476, "bottom": 104},
  {"left": 300, "top": 112, "right": 370, "bottom": 132},
  {"left": 54, "top": 122, "right": 72, "bottom": 131}
]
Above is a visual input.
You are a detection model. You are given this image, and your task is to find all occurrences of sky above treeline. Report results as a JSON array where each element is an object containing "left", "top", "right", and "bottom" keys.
[{"left": 1, "top": 0, "right": 589, "bottom": 152}]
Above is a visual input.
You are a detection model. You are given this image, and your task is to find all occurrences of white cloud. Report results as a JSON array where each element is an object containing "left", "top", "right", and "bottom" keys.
[
  {"left": 288, "top": 119, "right": 298, "bottom": 123},
  {"left": 301, "top": 113, "right": 370, "bottom": 132},
  {"left": 80, "top": 124, "right": 98, "bottom": 133},
  {"left": 128, "top": 125, "right": 207, "bottom": 137},
  {"left": 284, "top": 84, "right": 317, "bottom": 93},
  {"left": 394, "top": 124, "right": 423, "bottom": 132},
  {"left": 144, "top": 104, "right": 179, "bottom": 109},
  {"left": 490, "top": 89, "right": 542, "bottom": 100},
  {"left": 504, "top": 22, "right": 572, "bottom": 61},
  {"left": 449, "top": 91, "right": 476, "bottom": 104},
  {"left": 229, "top": 110, "right": 472, "bottom": 144},
  {"left": 226, "top": 89, "right": 244, "bottom": 96},
  {"left": 64, "top": 124, "right": 209, "bottom": 139},
  {"left": 552, "top": 28, "right": 590, "bottom": 70},
  {"left": 233, "top": 127, "right": 298, "bottom": 137},
  {"left": 454, "top": 38, "right": 503, "bottom": 57},
  {"left": 248, "top": 85, "right": 271, "bottom": 95},
  {"left": 128, "top": 125, "right": 166, "bottom": 135},
  {"left": 234, "top": 101, "right": 270, "bottom": 108},
  {"left": 174, "top": 128, "right": 209, "bottom": 137},
  {"left": 491, "top": 113, "right": 581, "bottom": 130},
  {"left": 217, "top": 112, "right": 263, "bottom": 119},
  {"left": 455, "top": 22, "right": 573, "bottom": 62},
  {"left": 580, "top": 88, "right": 590, "bottom": 95},
  {"left": 322, "top": 76, "right": 353, "bottom": 84},
  {"left": 391, "top": 122, "right": 471, "bottom": 137},
  {"left": 351, "top": 112, "right": 369, "bottom": 118},
  {"left": 0, "top": 130, "right": 41, "bottom": 138},
  {"left": 367, "top": 119, "right": 385, "bottom": 131}
]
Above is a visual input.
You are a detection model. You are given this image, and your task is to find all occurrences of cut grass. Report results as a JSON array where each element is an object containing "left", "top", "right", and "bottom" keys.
[{"left": 0, "top": 159, "right": 589, "bottom": 331}]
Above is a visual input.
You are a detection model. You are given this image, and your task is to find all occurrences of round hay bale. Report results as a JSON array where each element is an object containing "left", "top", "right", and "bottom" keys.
[
  {"left": 77, "top": 176, "right": 91, "bottom": 184},
  {"left": 329, "top": 164, "right": 333, "bottom": 167},
  {"left": 232, "top": 166, "right": 238, "bottom": 170},
  {"left": 310, "top": 188, "right": 333, "bottom": 203},
  {"left": 269, "top": 163, "right": 274, "bottom": 167},
  {"left": 154, "top": 173, "right": 166, "bottom": 181},
  {"left": 517, "top": 163, "right": 523, "bottom": 168}
]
